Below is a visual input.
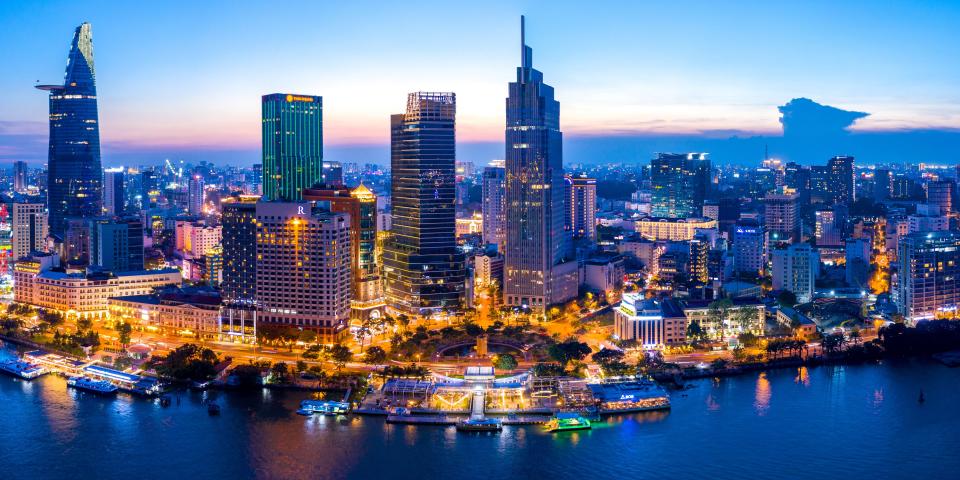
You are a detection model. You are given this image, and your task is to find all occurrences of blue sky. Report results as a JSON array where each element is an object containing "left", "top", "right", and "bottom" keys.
[{"left": 2, "top": 0, "right": 959, "bottom": 165}]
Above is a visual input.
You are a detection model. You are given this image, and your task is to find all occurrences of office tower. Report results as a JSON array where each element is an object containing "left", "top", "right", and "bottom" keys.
[
  {"left": 221, "top": 196, "right": 259, "bottom": 303},
  {"left": 650, "top": 152, "right": 711, "bottom": 219},
  {"left": 13, "top": 161, "right": 28, "bottom": 193},
  {"left": 809, "top": 165, "right": 831, "bottom": 204},
  {"left": 784, "top": 162, "right": 811, "bottom": 206},
  {"left": 898, "top": 231, "right": 960, "bottom": 321},
  {"left": 103, "top": 167, "right": 125, "bottom": 216},
  {"left": 187, "top": 174, "right": 204, "bottom": 215},
  {"left": 733, "top": 221, "right": 765, "bottom": 276},
  {"left": 503, "top": 17, "right": 578, "bottom": 311},
  {"left": 188, "top": 224, "right": 222, "bottom": 259},
  {"left": 261, "top": 93, "right": 322, "bottom": 201},
  {"left": 12, "top": 201, "right": 48, "bottom": 261},
  {"left": 926, "top": 180, "right": 954, "bottom": 215},
  {"left": 255, "top": 202, "right": 351, "bottom": 342},
  {"left": 303, "top": 183, "right": 384, "bottom": 320},
  {"left": 688, "top": 234, "right": 710, "bottom": 285},
  {"left": 873, "top": 169, "right": 892, "bottom": 201},
  {"left": 251, "top": 163, "right": 263, "bottom": 194},
  {"left": 382, "top": 92, "right": 465, "bottom": 316},
  {"left": 815, "top": 209, "right": 842, "bottom": 246},
  {"left": 772, "top": 243, "right": 818, "bottom": 303},
  {"left": 63, "top": 218, "right": 93, "bottom": 266},
  {"left": 37, "top": 23, "right": 103, "bottom": 236},
  {"left": 827, "top": 155, "right": 855, "bottom": 204},
  {"left": 845, "top": 238, "right": 871, "bottom": 288},
  {"left": 764, "top": 186, "right": 800, "bottom": 243},
  {"left": 322, "top": 161, "right": 343, "bottom": 186},
  {"left": 568, "top": 175, "right": 597, "bottom": 241},
  {"left": 761, "top": 158, "right": 785, "bottom": 187},
  {"left": 481, "top": 160, "right": 506, "bottom": 252},
  {"left": 89, "top": 217, "right": 144, "bottom": 272}
]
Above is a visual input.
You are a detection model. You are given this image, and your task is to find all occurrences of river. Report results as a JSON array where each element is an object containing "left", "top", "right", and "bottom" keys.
[{"left": 1, "top": 346, "right": 958, "bottom": 480}]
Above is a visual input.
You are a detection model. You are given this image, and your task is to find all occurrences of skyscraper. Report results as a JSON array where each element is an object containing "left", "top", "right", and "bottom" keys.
[
  {"left": 261, "top": 93, "right": 322, "bottom": 201},
  {"left": 103, "top": 167, "right": 125, "bottom": 216},
  {"left": 221, "top": 196, "right": 259, "bottom": 303},
  {"left": 89, "top": 217, "right": 144, "bottom": 272},
  {"left": 12, "top": 201, "right": 48, "bottom": 261},
  {"left": 898, "top": 231, "right": 960, "bottom": 321},
  {"left": 764, "top": 186, "right": 800, "bottom": 243},
  {"left": 926, "top": 180, "right": 954, "bottom": 215},
  {"left": 37, "top": 23, "right": 103, "bottom": 237},
  {"left": 503, "top": 17, "right": 578, "bottom": 311},
  {"left": 733, "top": 221, "right": 766, "bottom": 277},
  {"left": 481, "top": 160, "right": 506, "bottom": 252},
  {"left": 827, "top": 155, "right": 855, "bottom": 204},
  {"left": 255, "top": 202, "right": 351, "bottom": 342},
  {"left": 382, "top": 92, "right": 465, "bottom": 316},
  {"left": 187, "top": 174, "right": 204, "bottom": 215},
  {"left": 568, "top": 174, "right": 598, "bottom": 241},
  {"left": 650, "top": 153, "right": 711, "bottom": 219},
  {"left": 13, "top": 161, "right": 28, "bottom": 193},
  {"left": 772, "top": 243, "right": 818, "bottom": 303}
]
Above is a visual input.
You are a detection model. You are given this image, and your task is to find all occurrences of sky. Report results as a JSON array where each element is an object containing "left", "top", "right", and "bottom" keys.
[{"left": 2, "top": 0, "right": 959, "bottom": 166}]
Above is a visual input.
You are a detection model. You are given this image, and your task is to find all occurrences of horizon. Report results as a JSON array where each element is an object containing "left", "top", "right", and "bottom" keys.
[{"left": 2, "top": 0, "right": 960, "bottom": 166}]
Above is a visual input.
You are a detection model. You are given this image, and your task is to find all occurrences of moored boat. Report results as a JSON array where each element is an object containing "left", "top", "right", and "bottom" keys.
[
  {"left": 67, "top": 376, "right": 118, "bottom": 395},
  {"left": 0, "top": 359, "right": 47, "bottom": 380},
  {"left": 545, "top": 412, "right": 592, "bottom": 432},
  {"left": 456, "top": 417, "right": 503, "bottom": 432}
]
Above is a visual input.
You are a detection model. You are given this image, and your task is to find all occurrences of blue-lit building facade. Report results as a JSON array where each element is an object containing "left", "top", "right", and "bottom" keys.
[
  {"left": 261, "top": 93, "right": 323, "bottom": 201},
  {"left": 382, "top": 92, "right": 465, "bottom": 316},
  {"left": 38, "top": 23, "right": 103, "bottom": 237},
  {"left": 503, "top": 17, "right": 578, "bottom": 311}
]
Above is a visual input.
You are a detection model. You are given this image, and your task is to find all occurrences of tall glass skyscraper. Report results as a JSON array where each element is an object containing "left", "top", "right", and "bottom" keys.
[
  {"left": 261, "top": 93, "right": 322, "bottom": 201},
  {"left": 503, "top": 17, "right": 578, "bottom": 311},
  {"left": 650, "top": 152, "right": 711, "bottom": 218},
  {"left": 37, "top": 22, "right": 103, "bottom": 237},
  {"left": 382, "top": 92, "right": 465, "bottom": 316}
]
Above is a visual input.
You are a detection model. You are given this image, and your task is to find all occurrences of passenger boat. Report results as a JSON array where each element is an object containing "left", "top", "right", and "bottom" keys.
[
  {"left": 297, "top": 399, "right": 350, "bottom": 416},
  {"left": 67, "top": 376, "right": 118, "bottom": 395},
  {"left": 456, "top": 417, "right": 503, "bottom": 432},
  {"left": 545, "top": 412, "right": 592, "bottom": 432},
  {"left": 0, "top": 359, "right": 47, "bottom": 380}
]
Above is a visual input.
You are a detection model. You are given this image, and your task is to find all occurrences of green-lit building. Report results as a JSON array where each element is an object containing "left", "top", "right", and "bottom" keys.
[{"left": 261, "top": 93, "right": 323, "bottom": 201}]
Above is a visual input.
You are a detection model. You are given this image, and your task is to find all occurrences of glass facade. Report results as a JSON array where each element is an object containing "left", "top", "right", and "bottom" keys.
[
  {"left": 38, "top": 23, "right": 103, "bottom": 237},
  {"left": 382, "top": 92, "right": 465, "bottom": 316},
  {"left": 504, "top": 17, "right": 575, "bottom": 310},
  {"left": 261, "top": 93, "right": 322, "bottom": 201},
  {"left": 221, "top": 197, "right": 259, "bottom": 303},
  {"left": 650, "top": 153, "right": 711, "bottom": 219}
]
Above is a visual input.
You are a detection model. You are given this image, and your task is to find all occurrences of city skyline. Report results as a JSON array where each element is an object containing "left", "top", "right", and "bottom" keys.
[{"left": 2, "top": 1, "right": 960, "bottom": 166}]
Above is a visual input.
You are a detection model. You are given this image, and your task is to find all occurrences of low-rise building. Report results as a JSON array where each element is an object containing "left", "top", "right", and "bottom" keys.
[
  {"left": 776, "top": 307, "right": 818, "bottom": 339},
  {"left": 683, "top": 298, "right": 766, "bottom": 340},
  {"left": 109, "top": 287, "right": 222, "bottom": 339},
  {"left": 635, "top": 217, "right": 717, "bottom": 242},
  {"left": 614, "top": 294, "right": 686, "bottom": 348}
]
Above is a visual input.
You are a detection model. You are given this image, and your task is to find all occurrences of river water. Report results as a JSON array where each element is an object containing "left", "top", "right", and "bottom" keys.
[{"left": 1, "top": 346, "right": 958, "bottom": 480}]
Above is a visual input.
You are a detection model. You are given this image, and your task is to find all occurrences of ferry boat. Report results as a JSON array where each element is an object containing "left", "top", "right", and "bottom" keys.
[
  {"left": 456, "top": 417, "right": 503, "bottom": 432},
  {"left": 0, "top": 359, "right": 47, "bottom": 380},
  {"left": 297, "top": 399, "right": 350, "bottom": 416},
  {"left": 67, "top": 376, "right": 118, "bottom": 395},
  {"left": 545, "top": 412, "right": 592, "bottom": 433}
]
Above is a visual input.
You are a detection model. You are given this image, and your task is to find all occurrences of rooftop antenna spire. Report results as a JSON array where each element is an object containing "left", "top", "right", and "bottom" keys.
[{"left": 520, "top": 15, "right": 526, "bottom": 70}]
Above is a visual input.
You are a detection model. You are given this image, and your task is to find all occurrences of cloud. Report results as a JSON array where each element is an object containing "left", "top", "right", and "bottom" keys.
[{"left": 778, "top": 98, "right": 869, "bottom": 137}]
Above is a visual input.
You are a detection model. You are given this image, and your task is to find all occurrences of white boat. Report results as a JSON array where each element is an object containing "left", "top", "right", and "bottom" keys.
[
  {"left": 0, "top": 359, "right": 47, "bottom": 380},
  {"left": 67, "top": 376, "right": 118, "bottom": 395}
]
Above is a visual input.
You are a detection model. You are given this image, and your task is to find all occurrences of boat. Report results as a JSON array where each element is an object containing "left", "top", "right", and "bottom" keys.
[
  {"left": 67, "top": 376, "right": 118, "bottom": 395},
  {"left": 298, "top": 399, "right": 350, "bottom": 416},
  {"left": 545, "top": 412, "right": 592, "bottom": 432},
  {"left": 456, "top": 417, "right": 503, "bottom": 432},
  {"left": 208, "top": 402, "right": 221, "bottom": 415},
  {"left": 0, "top": 359, "right": 47, "bottom": 380}
]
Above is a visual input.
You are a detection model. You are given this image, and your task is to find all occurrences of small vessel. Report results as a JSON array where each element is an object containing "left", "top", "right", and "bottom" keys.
[
  {"left": 298, "top": 399, "right": 350, "bottom": 416},
  {"left": 0, "top": 359, "right": 47, "bottom": 380},
  {"left": 208, "top": 402, "right": 221, "bottom": 415},
  {"left": 456, "top": 417, "right": 503, "bottom": 433},
  {"left": 67, "top": 376, "right": 118, "bottom": 395},
  {"left": 545, "top": 412, "right": 592, "bottom": 433},
  {"left": 918, "top": 390, "right": 925, "bottom": 403},
  {"left": 159, "top": 394, "right": 172, "bottom": 407}
]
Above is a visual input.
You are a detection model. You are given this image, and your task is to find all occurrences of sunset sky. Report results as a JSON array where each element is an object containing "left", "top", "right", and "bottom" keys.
[{"left": 2, "top": 0, "right": 959, "bottom": 165}]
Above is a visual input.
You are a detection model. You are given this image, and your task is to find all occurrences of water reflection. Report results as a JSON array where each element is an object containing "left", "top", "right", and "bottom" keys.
[
  {"left": 706, "top": 394, "right": 720, "bottom": 411},
  {"left": 872, "top": 388, "right": 884, "bottom": 408},
  {"left": 754, "top": 372, "right": 771, "bottom": 415},
  {"left": 795, "top": 366, "right": 810, "bottom": 386}
]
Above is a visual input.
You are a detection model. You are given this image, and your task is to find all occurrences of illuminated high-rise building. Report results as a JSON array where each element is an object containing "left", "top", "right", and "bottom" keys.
[
  {"left": 261, "top": 93, "right": 322, "bottom": 201},
  {"left": 221, "top": 196, "right": 259, "bottom": 303},
  {"left": 898, "top": 231, "right": 960, "bottom": 321},
  {"left": 382, "top": 92, "right": 465, "bottom": 316},
  {"left": 187, "top": 174, "right": 204, "bottom": 215},
  {"left": 926, "top": 180, "right": 954, "bottom": 216},
  {"left": 37, "top": 23, "right": 103, "bottom": 236},
  {"left": 503, "top": 17, "right": 578, "bottom": 311},
  {"left": 650, "top": 153, "right": 711, "bottom": 219},
  {"left": 481, "top": 160, "right": 506, "bottom": 251},
  {"left": 103, "top": 168, "right": 125, "bottom": 216},
  {"left": 12, "top": 201, "right": 48, "bottom": 261},
  {"left": 13, "top": 161, "right": 28, "bottom": 193},
  {"left": 764, "top": 186, "right": 800, "bottom": 243},
  {"left": 568, "top": 175, "right": 597, "bottom": 241},
  {"left": 827, "top": 155, "right": 855, "bottom": 204}
]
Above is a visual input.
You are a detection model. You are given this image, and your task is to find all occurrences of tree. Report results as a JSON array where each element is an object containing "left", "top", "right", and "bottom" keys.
[
  {"left": 686, "top": 321, "right": 705, "bottom": 342},
  {"left": 548, "top": 340, "right": 591, "bottom": 367},
  {"left": 230, "top": 364, "right": 264, "bottom": 389},
  {"left": 363, "top": 346, "right": 387, "bottom": 365},
  {"left": 491, "top": 353, "right": 518, "bottom": 371},
  {"left": 117, "top": 322, "right": 133, "bottom": 348},
  {"left": 707, "top": 298, "right": 733, "bottom": 340},
  {"left": 737, "top": 332, "right": 759, "bottom": 348},
  {"left": 777, "top": 291, "right": 798, "bottom": 308},
  {"left": 822, "top": 332, "right": 845, "bottom": 355},
  {"left": 270, "top": 362, "right": 289, "bottom": 383},
  {"left": 76, "top": 317, "right": 93, "bottom": 332},
  {"left": 295, "top": 361, "right": 308, "bottom": 374},
  {"left": 329, "top": 344, "right": 353, "bottom": 372},
  {"left": 147, "top": 343, "right": 219, "bottom": 382},
  {"left": 591, "top": 348, "right": 625, "bottom": 366}
]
